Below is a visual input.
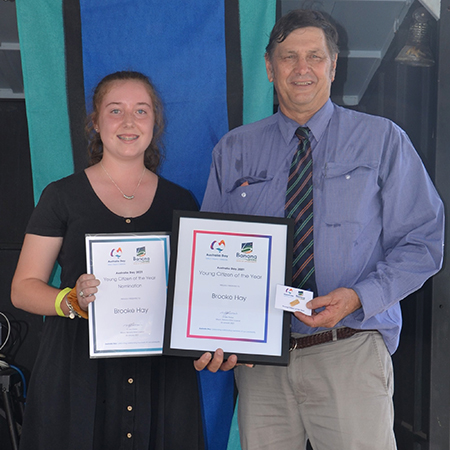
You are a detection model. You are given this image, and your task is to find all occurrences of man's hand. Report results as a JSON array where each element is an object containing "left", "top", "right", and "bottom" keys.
[
  {"left": 194, "top": 349, "right": 238, "bottom": 372},
  {"left": 294, "top": 287, "right": 361, "bottom": 328}
]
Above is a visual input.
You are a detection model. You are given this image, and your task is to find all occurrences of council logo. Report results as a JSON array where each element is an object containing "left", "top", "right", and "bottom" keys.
[
  {"left": 240, "top": 242, "right": 253, "bottom": 254},
  {"left": 136, "top": 246, "right": 146, "bottom": 257},
  {"left": 236, "top": 241, "right": 257, "bottom": 262},
  {"left": 133, "top": 245, "right": 150, "bottom": 264},
  {"left": 210, "top": 240, "right": 226, "bottom": 252}
]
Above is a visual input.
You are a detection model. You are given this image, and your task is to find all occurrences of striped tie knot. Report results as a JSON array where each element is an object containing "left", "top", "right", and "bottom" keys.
[{"left": 295, "top": 126, "right": 310, "bottom": 142}]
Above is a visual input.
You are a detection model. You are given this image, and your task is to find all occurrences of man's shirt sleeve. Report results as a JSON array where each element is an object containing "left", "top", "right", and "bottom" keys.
[{"left": 351, "top": 125, "right": 444, "bottom": 322}]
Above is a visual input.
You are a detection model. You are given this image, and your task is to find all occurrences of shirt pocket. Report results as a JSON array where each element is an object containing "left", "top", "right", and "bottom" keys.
[
  {"left": 226, "top": 175, "right": 274, "bottom": 215},
  {"left": 321, "top": 160, "right": 379, "bottom": 225}
]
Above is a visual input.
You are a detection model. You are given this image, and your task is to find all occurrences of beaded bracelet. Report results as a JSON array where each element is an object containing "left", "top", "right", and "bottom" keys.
[
  {"left": 65, "top": 296, "right": 81, "bottom": 319},
  {"left": 55, "top": 288, "right": 72, "bottom": 317}
]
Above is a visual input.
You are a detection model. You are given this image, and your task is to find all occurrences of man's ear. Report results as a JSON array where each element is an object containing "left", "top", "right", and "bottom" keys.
[
  {"left": 265, "top": 54, "right": 274, "bottom": 82},
  {"left": 330, "top": 54, "right": 338, "bottom": 82}
]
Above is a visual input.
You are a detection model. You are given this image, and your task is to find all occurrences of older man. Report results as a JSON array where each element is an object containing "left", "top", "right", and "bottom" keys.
[{"left": 196, "top": 9, "right": 444, "bottom": 450}]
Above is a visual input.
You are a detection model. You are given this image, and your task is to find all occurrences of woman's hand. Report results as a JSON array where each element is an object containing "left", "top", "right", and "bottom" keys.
[{"left": 75, "top": 274, "right": 100, "bottom": 311}]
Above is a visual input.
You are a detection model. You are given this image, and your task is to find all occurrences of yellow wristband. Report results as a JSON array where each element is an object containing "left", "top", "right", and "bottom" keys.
[{"left": 55, "top": 288, "right": 72, "bottom": 317}]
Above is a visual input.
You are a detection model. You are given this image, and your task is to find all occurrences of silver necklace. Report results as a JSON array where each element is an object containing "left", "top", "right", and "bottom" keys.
[{"left": 100, "top": 162, "right": 145, "bottom": 200}]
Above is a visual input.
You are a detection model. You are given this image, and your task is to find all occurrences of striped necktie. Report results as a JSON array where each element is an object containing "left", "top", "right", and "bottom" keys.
[{"left": 285, "top": 126, "right": 318, "bottom": 295}]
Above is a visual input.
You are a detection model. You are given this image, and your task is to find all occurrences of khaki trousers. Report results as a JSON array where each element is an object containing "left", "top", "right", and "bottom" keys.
[{"left": 235, "top": 331, "right": 397, "bottom": 450}]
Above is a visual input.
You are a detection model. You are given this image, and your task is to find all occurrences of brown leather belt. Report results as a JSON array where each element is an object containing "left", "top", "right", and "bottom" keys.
[{"left": 289, "top": 327, "right": 369, "bottom": 351}]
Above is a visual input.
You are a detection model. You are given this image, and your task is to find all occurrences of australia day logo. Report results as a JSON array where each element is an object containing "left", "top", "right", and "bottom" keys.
[
  {"left": 236, "top": 241, "right": 257, "bottom": 262},
  {"left": 108, "top": 247, "right": 125, "bottom": 265},
  {"left": 210, "top": 240, "right": 226, "bottom": 252},
  {"left": 206, "top": 239, "right": 228, "bottom": 259},
  {"left": 111, "top": 247, "right": 123, "bottom": 258},
  {"left": 285, "top": 287, "right": 294, "bottom": 296},
  {"left": 133, "top": 246, "right": 150, "bottom": 264}
]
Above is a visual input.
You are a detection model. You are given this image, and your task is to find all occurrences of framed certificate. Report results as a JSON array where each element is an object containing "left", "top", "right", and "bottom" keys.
[
  {"left": 164, "top": 211, "right": 293, "bottom": 365},
  {"left": 86, "top": 232, "right": 170, "bottom": 358}
]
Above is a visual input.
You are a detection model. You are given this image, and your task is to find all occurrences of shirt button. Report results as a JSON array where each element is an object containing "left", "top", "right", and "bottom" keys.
[
  {"left": 241, "top": 192, "right": 247, "bottom": 198},
  {"left": 345, "top": 174, "right": 351, "bottom": 180},
  {"left": 127, "top": 405, "right": 133, "bottom": 411},
  {"left": 127, "top": 433, "right": 132, "bottom": 439},
  {"left": 128, "top": 378, "right": 134, "bottom": 384},
  {"left": 125, "top": 218, "right": 131, "bottom": 224}
]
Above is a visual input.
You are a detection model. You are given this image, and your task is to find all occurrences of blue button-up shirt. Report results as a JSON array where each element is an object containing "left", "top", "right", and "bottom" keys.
[{"left": 201, "top": 99, "right": 444, "bottom": 354}]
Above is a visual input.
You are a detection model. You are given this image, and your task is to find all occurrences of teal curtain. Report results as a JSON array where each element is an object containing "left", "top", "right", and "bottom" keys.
[
  {"left": 240, "top": 0, "right": 276, "bottom": 125},
  {"left": 16, "top": 0, "right": 74, "bottom": 204}
]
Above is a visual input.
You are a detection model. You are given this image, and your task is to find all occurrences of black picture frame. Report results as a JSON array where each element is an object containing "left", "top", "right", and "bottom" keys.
[{"left": 163, "top": 210, "right": 293, "bottom": 366}]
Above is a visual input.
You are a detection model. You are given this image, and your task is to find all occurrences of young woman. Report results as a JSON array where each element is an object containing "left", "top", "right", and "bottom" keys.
[{"left": 11, "top": 71, "right": 204, "bottom": 450}]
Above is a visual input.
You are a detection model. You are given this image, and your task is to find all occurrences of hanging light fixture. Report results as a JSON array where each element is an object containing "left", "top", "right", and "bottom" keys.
[{"left": 395, "top": 7, "right": 435, "bottom": 67}]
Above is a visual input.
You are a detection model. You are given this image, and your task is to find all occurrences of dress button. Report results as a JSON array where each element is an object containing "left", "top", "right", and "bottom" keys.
[
  {"left": 345, "top": 174, "right": 351, "bottom": 180},
  {"left": 127, "top": 433, "right": 132, "bottom": 439},
  {"left": 125, "top": 218, "right": 131, "bottom": 224},
  {"left": 128, "top": 378, "right": 134, "bottom": 384},
  {"left": 241, "top": 192, "right": 247, "bottom": 198},
  {"left": 127, "top": 405, "right": 133, "bottom": 411}
]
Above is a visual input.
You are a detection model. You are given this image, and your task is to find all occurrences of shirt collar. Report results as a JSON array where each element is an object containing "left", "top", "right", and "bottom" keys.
[{"left": 276, "top": 99, "right": 334, "bottom": 146}]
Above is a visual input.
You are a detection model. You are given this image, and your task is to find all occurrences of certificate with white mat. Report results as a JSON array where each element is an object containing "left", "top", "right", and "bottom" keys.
[
  {"left": 164, "top": 211, "right": 293, "bottom": 366},
  {"left": 86, "top": 233, "right": 170, "bottom": 358}
]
